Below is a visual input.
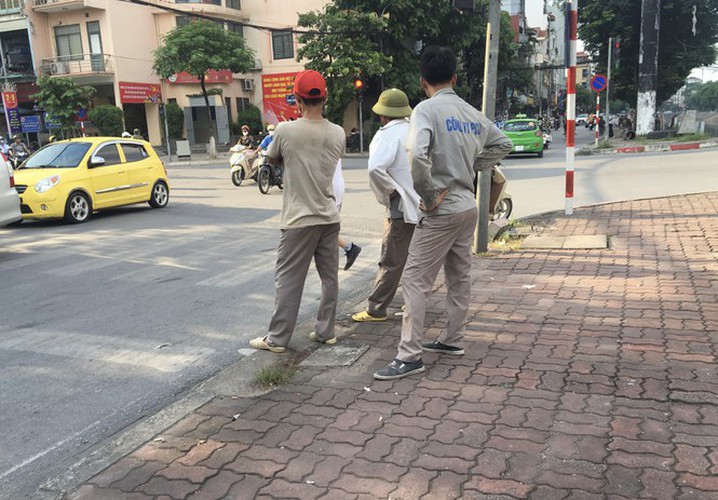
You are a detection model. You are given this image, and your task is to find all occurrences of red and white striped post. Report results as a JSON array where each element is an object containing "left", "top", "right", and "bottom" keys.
[
  {"left": 594, "top": 93, "right": 600, "bottom": 147},
  {"left": 565, "top": 0, "right": 577, "bottom": 215}
]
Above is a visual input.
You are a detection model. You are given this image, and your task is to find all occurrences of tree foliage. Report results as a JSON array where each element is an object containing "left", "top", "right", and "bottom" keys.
[
  {"left": 233, "top": 105, "right": 263, "bottom": 137},
  {"left": 153, "top": 19, "right": 255, "bottom": 143},
  {"left": 578, "top": 0, "right": 718, "bottom": 104},
  {"left": 298, "top": 0, "right": 518, "bottom": 124},
  {"left": 31, "top": 77, "right": 95, "bottom": 137},
  {"left": 165, "top": 101, "right": 184, "bottom": 139},
  {"left": 298, "top": 7, "right": 390, "bottom": 124},
  {"left": 88, "top": 105, "right": 124, "bottom": 136},
  {"left": 685, "top": 81, "right": 718, "bottom": 111}
]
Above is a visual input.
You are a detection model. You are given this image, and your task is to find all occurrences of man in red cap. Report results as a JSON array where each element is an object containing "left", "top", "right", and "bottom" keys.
[{"left": 250, "top": 69, "right": 346, "bottom": 353}]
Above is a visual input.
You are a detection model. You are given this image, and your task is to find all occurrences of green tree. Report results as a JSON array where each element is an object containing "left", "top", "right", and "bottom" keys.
[
  {"left": 576, "top": 85, "right": 594, "bottom": 113},
  {"left": 31, "top": 77, "right": 95, "bottom": 138},
  {"left": 685, "top": 81, "right": 718, "bottom": 111},
  {"left": 578, "top": 0, "right": 718, "bottom": 104},
  {"left": 233, "top": 105, "right": 263, "bottom": 137},
  {"left": 88, "top": 104, "right": 124, "bottom": 136},
  {"left": 165, "top": 101, "right": 184, "bottom": 139},
  {"left": 298, "top": 1, "right": 518, "bottom": 123},
  {"left": 297, "top": 7, "right": 390, "bottom": 124},
  {"left": 153, "top": 19, "right": 255, "bottom": 153}
]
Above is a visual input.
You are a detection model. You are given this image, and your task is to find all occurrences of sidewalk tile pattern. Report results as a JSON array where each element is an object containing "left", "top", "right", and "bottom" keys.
[{"left": 67, "top": 193, "right": 718, "bottom": 499}]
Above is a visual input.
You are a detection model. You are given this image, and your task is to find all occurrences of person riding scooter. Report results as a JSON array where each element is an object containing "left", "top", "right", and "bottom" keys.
[
  {"left": 8, "top": 135, "right": 30, "bottom": 169},
  {"left": 229, "top": 125, "right": 259, "bottom": 186}
]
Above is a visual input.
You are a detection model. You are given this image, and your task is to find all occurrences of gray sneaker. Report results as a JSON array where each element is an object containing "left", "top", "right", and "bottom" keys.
[{"left": 373, "top": 358, "right": 425, "bottom": 380}]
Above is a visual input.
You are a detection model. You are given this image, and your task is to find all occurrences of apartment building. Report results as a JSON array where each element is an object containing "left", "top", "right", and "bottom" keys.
[{"left": 0, "top": 0, "right": 330, "bottom": 145}]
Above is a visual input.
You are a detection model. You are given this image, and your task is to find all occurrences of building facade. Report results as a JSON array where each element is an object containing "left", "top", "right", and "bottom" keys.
[{"left": 0, "top": 0, "right": 330, "bottom": 146}]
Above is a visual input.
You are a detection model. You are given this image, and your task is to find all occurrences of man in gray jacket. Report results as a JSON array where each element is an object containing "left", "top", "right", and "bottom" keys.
[{"left": 374, "top": 45, "right": 513, "bottom": 380}]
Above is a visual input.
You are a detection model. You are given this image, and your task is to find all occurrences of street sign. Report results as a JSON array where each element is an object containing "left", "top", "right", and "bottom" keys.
[
  {"left": 75, "top": 107, "right": 88, "bottom": 122},
  {"left": 20, "top": 115, "right": 41, "bottom": 133},
  {"left": 590, "top": 74, "right": 608, "bottom": 93}
]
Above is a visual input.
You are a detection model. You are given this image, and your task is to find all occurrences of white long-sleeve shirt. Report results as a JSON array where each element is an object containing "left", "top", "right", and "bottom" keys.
[{"left": 368, "top": 119, "right": 420, "bottom": 224}]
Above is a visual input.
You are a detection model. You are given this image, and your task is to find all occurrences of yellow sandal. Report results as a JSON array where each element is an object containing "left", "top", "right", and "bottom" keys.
[{"left": 351, "top": 311, "right": 388, "bottom": 322}]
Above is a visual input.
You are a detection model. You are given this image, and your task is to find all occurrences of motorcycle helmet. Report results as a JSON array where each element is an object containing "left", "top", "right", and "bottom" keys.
[
  {"left": 48, "top": 135, "right": 56, "bottom": 143},
  {"left": 241, "top": 124, "right": 250, "bottom": 132},
  {"left": 121, "top": 131, "right": 132, "bottom": 138}
]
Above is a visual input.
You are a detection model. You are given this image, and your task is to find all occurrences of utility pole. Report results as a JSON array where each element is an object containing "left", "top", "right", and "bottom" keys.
[
  {"left": 564, "top": 0, "right": 577, "bottom": 215},
  {"left": 474, "top": 0, "right": 501, "bottom": 254},
  {"left": 636, "top": 0, "right": 661, "bottom": 135},
  {"left": 605, "top": 36, "right": 612, "bottom": 141}
]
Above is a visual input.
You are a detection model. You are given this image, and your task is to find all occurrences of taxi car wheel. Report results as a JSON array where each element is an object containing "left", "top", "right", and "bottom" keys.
[
  {"left": 231, "top": 169, "right": 244, "bottom": 187},
  {"left": 64, "top": 192, "right": 92, "bottom": 224},
  {"left": 537, "top": 149, "right": 544, "bottom": 158},
  {"left": 149, "top": 181, "right": 169, "bottom": 208}
]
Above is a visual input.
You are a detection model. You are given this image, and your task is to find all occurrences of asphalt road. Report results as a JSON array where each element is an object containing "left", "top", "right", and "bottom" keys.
[
  {"left": 503, "top": 126, "right": 718, "bottom": 218},
  {"left": 0, "top": 157, "right": 383, "bottom": 498},
  {"left": 2, "top": 132, "right": 717, "bottom": 497}
]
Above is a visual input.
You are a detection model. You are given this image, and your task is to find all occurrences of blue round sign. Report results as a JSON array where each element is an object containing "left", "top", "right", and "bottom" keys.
[{"left": 590, "top": 74, "right": 607, "bottom": 93}]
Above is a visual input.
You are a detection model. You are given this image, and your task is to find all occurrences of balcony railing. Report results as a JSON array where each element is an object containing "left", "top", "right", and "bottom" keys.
[
  {"left": 40, "top": 54, "right": 113, "bottom": 77},
  {"left": 0, "top": 0, "right": 24, "bottom": 12}
]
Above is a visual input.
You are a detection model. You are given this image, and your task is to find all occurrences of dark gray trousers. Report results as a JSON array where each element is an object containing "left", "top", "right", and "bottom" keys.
[{"left": 367, "top": 218, "right": 415, "bottom": 316}]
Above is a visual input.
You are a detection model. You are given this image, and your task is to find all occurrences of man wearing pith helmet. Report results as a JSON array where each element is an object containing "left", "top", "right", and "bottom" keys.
[
  {"left": 351, "top": 88, "right": 420, "bottom": 324},
  {"left": 249, "top": 69, "right": 345, "bottom": 353}
]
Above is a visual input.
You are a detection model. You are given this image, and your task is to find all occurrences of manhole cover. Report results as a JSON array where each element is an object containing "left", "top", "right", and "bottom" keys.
[{"left": 300, "top": 344, "right": 370, "bottom": 367}]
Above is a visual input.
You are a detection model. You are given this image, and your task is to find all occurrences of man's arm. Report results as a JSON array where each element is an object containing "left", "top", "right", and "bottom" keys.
[
  {"left": 474, "top": 124, "right": 513, "bottom": 173},
  {"left": 266, "top": 132, "right": 282, "bottom": 165},
  {"left": 406, "top": 106, "right": 436, "bottom": 208}
]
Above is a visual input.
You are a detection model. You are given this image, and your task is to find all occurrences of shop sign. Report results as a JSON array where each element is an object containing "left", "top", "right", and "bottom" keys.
[
  {"left": 262, "top": 72, "right": 301, "bottom": 124},
  {"left": 119, "top": 82, "right": 162, "bottom": 104},
  {"left": 167, "top": 70, "right": 232, "bottom": 85}
]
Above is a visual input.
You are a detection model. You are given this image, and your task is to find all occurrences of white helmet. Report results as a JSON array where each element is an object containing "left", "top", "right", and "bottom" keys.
[{"left": 121, "top": 131, "right": 131, "bottom": 138}]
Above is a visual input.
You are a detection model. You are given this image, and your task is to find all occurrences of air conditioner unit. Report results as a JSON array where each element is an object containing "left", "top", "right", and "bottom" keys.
[
  {"left": 242, "top": 79, "right": 255, "bottom": 91},
  {"left": 251, "top": 58, "right": 262, "bottom": 71},
  {"left": 50, "top": 61, "right": 69, "bottom": 75}
]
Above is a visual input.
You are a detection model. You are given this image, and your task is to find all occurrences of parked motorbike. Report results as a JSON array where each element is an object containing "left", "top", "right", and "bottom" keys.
[
  {"left": 257, "top": 153, "right": 283, "bottom": 194},
  {"left": 229, "top": 145, "right": 259, "bottom": 187},
  {"left": 475, "top": 164, "right": 513, "bottom": 221},
  {"left": 542, "top": 129, "right": 553, "bottom": 149},
  {"left": 489, "top": 164, "right": 512, "bottom": 220}
]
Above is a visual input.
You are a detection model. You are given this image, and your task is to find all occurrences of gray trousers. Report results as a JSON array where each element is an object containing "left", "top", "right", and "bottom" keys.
[
  {"left": 397, "top": 208, "right": 478, "bottom": 362},
  {"left": 367, "top": 218, "right": 415, "bottom": 316},
  {"left": 266, "top": 223, "right": 340, "bottom": 347}
]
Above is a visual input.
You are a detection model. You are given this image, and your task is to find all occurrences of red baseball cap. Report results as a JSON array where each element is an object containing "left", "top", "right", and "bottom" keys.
[{"left": 293, "top": 70, "right": 327, "bottom": 99}]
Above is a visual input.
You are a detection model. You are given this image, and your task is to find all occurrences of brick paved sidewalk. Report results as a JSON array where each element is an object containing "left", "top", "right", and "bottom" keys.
[{"left": 68, "top": 193, "right": 718, "bottom": 499}]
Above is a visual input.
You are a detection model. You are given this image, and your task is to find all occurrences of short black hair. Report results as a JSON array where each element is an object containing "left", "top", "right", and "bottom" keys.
[
  {"left": 420, "top": 45, "right": 457, "bottom": 85},
  {"left": 298, "top": 96, "right": 324, "bottom": 107}
]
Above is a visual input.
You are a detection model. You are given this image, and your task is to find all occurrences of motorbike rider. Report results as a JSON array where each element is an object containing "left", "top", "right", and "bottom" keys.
[
  {"left": 9, "top": 135, "right": 29, "bottom": 167},
  {"left": 236, "top": 124, "right": 258, "bottom": 162}
]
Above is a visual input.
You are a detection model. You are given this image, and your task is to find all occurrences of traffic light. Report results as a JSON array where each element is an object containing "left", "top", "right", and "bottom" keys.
[
  {"left": 354, "top": 78, "right": 364, "bottom": 93},
  {"left": 612, "top": 36, "right": 621, "bottom": 66}
]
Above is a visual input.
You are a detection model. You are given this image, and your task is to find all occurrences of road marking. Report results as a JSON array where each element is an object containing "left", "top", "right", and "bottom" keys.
[{"left": 0, "top": 329, "right": 215, "bottom": 373}]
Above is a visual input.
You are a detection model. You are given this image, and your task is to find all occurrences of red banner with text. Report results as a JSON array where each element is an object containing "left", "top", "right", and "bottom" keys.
[
  {"left": 261, "top": 72, "right": 301, "bottom": 124},
  {"left": 167, "top": 70, "right": 233, "bottom": 85},
  {"left": 119, "top": 82, "right": 162, "bottom": 104}
]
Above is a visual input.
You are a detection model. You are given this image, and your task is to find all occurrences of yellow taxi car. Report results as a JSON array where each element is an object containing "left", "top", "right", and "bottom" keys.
[{"left": 13, "top": 137, "right": 169, "bottom": 223}]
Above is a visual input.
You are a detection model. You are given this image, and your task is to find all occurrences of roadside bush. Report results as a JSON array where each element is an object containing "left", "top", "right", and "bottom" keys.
[
  {"left": 88, "top": 105, "right": 124, "bottom": 136},
  {"left": 165, "top": 101, "right": 184, "bottom": 139},
  {"left": 232, "top": 105, "right": 263, "bottom": 136}
]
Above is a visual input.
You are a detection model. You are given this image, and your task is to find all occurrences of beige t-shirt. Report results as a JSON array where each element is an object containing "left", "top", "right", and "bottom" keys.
[{"left": 267, "top": 118, "right": 346, "bottom": 229}]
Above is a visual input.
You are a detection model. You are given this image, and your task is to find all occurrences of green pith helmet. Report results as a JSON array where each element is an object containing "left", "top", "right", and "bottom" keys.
[{"left": 372, "top": 88, "right": 412, "bottom": 118}]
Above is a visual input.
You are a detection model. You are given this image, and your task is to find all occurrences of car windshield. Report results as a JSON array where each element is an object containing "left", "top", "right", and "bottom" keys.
[
  {"left": 20, "top": 142, "right": 91, "bottom": 169},
  {"left": 504, "top": 121, "right": 538, "bottom": 132}
]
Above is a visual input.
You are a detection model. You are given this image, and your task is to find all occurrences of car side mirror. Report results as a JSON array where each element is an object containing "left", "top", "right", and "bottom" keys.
[{"left": 89, "top": 156, "right": 105, "bottom": 168}]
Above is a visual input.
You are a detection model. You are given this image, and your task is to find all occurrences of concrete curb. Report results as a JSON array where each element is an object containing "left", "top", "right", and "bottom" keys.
[{"left": 579, "top": 139, "right": 718, "bottom": 156}]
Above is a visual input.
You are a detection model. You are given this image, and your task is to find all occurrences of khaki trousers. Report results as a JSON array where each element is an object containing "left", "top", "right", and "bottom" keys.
[
  {"left": 266, "top": 223, "right": 340, "bottom": 347},
  {"left": 367, "top": 218, "right": 415, "bottom": 316},
  {"left": 397, "top": 208, "right": 478, "bottom": 362}
]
